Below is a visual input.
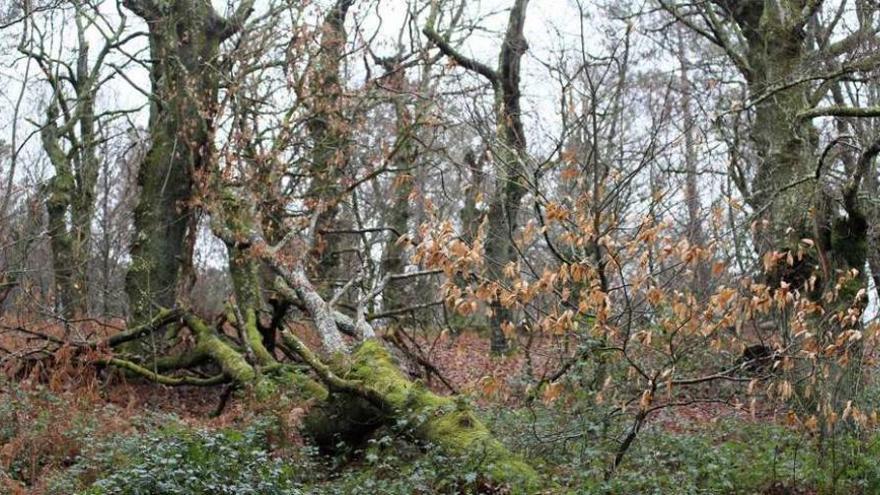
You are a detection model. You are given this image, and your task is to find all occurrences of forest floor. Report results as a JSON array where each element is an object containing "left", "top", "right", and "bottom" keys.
[{"left": 1, "top": 321, "right": 870, "bottom": 494}]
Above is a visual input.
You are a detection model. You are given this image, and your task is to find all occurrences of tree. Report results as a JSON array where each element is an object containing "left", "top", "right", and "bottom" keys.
[
  {"left": 18, "top": 2, "right": 133, "bottom": 319},
  {"left": 303, "top": 0, "right": 355, "bottom": 288},
  {"left": 656, "top": 0, "right": 880, "bottom": 424},
  {"left": 425, "top": 0, "right": 531, "bottom": 353},
  {"left": 658, "top": 0, "right": 879, "bottom": 299},
  {"left": 122, "top": 0, "right": 255, "bottom": 327}
]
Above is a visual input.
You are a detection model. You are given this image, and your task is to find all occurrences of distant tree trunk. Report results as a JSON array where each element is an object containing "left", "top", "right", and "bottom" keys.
[
  {"left": 304, "top": 0, "right": 354, "bottom": 290},
  {"left": 460, "top": 150, "right": 485, "bottom": 245},
  {"left": 27, "top": 8, "right": 107, "bottom": 319},
  {"left": 379, "top": 161, "right": 414, "bottom": 313},
  {"left": 677, "top": 28, "right": 709, "bottom": 297},
  {"left": 425, "top": 0, "right": 531, "bottom": 353},
  {"left": 373, "top": 58, "right": 418, "bottom": 311}
]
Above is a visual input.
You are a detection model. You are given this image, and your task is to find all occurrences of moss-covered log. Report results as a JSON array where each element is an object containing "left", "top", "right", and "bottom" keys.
[
  {"left": 184, "top": 313, "right": 258, "bottom": 383},
  {"left": 299, "top": 338, "right": 541, "bottom": 493},
  {"left": 198, "top": 194, "right": 541, "bottom": 490}
]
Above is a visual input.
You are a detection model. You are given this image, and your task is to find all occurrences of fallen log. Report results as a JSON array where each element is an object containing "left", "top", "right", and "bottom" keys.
[{"left": 287, "top": 332, "right": 540, "bottom": 492}]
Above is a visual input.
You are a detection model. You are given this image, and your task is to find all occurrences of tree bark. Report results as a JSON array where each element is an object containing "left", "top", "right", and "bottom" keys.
[
  {"left": 123, "top": 0, "right": 229, "bottom": 326},
  {"left": 304, "top": 0, "right": 354, "bottom": 289},
  {"left": 376, "top": 59, "right": 417, "bottom": 312}
]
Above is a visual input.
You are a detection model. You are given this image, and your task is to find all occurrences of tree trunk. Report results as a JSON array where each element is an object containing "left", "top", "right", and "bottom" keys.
[
  {"left": 719, "top": 1, "right": 866, "bottom": 292},
  {"left": 300, "top": 338, "right": 541, "bottom": 492},
  {"left": 378, "top": 62, "right": 416, "bottom": 312},
  {"left": 424, "top": 0, "right": 531, "bottom": 354},
  {"left": 124, "top": 0, "right": 225, "bottom": 326},
  {"left": 484, "top": 0, "right": 530, "bottom": 354},
  {"left": 304, "top": 0, "right": 354, "bottom": 289},
  {"left": 725, "top": 1, "right": 869, "bottom": 418},
  {"left": 677, "top": 27, "right": 709, "bottom": 298},
  {"left": 32, "top": 10, "right": 103, "bottom": 319}
]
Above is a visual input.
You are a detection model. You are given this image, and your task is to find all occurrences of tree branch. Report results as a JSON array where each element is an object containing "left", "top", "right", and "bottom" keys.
[
  {"left": 422, "top": 26, "right": 499, "bottom": 85},
  {"left": 102, "top": 358, "right": 227, "bottom": 386},
  {"left": 799, "top": 106, "right": 880, "bottom": 120}
]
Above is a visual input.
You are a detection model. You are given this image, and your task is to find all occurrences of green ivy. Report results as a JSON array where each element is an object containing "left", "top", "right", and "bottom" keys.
[{"left": 63, "top": 419, "right": 301, "bottom": 495}]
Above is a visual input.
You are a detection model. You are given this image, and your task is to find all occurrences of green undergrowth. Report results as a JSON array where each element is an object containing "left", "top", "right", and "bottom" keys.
[
  {"left": 486, "top": 404, "right": 880, "bottom": 494},
  {"left": 46, "top": 416, "right": 303, "bottom": 495},
  {"left": 5, "top": 378, "right": 880, "bottom": 494}
]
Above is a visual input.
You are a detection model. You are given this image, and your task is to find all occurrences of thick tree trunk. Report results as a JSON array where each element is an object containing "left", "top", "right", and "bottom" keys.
[
  {"left": 726, "top": 2, "right": 869, "bottom": 419},
  {"left": 720, "top": 1, "right": 867, "bottom": 293},
  {"left": 124, "top": 0, "right": 224, "bottom": 326}
]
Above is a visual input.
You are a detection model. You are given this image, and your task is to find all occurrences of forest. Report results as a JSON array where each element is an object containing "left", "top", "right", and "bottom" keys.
[{"left": 1, "top": 0, "right": 880, "bottom": 493}]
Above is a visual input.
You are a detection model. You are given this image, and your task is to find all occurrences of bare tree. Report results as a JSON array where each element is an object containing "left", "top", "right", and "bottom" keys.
[{"left": 425, "top": 0, "right": 531, "bottom": 353}]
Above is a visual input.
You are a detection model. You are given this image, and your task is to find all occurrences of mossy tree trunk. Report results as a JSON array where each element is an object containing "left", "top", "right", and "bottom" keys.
[
  {"left": 735, "top": 3, "right": 826, "bottom": 280},
  {"left": 25, "top": 6, "right": 118, "bottom": 318},
  {"left": 664, "top": 0, "right": 873, "bottom": 294},
  {"left": 660, "top": 0, "right": 878, "bottom": 421},
  {"left": 122, "top": 0, "right": 254, "bottom": 328},
  {"left": 123, "top": 0, "right": 219, "bottom": 325},
  {"left": 298, "top": 338, "right": 541, "bottom": 492}
]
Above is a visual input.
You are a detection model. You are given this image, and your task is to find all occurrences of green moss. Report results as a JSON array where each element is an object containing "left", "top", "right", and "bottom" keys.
[
  {"left": 243, "top": 308, "right": 275, "bottom": 366},
  {"left": 188, "top": 316, "right": 256, "bottom": 383},
  {"left": 266, "top": 365, "right": 328, "bottom": 401},
  {"left": 340, "top": 340, "right": 541, "bottom": 493},
  {"left": 291, "top": 372, "right": 329, "bottom": 400}
]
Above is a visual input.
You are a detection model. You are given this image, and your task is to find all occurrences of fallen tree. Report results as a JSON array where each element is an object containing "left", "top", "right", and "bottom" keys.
[
  {"left": 213, "top": 212, "right": 540, "bottom": 489},
  {"left": 113, "top": 290, "right": 539, "bottom": 491},
  {"left": 6, "top": 200, "right": 541, "bottom": 492}
]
